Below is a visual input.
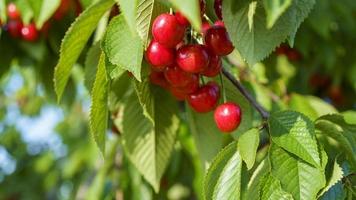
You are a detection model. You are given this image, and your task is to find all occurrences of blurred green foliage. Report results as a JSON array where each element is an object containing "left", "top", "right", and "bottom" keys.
[{"left": 0, "top": 0, "right": 355, "bottom": 199}]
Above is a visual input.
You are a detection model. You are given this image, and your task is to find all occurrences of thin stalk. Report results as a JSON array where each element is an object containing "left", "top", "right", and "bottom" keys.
[{"left": 221, "top": 67, "right": 270, "bottom": 120}]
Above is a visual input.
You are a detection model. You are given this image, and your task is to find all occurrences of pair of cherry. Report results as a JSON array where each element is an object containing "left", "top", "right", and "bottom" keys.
[
  {"left": 146, "top": 8, "right": 241, "bottom": 132},
  {"left": 5, "top": 3, "right": 38, "bottom": 41}
]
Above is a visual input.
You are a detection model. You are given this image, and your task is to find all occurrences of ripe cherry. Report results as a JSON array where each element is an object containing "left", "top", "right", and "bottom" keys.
[
  {"left": 201, "top": 20, "right": 211, "bottom": 35},
  {"left": 201, "top": 54, "right": 222, "bottom": 77},
  {"left": 21, "top": 23, "right": 38, "bottom": 41},
  {"left": 7, "top": 3, "right": 20, "bottom": 20},
  {"left": 7, "top": 20, "right": 23, "bottom": 38},
  {"left": 205, "top": 25, "right": 234, "bottom": 56},
  {"left": 275, "top": 44, "right": 289, "bottom": 55},
  {"left": 214, "top": 0, "right": 223, "bottom": 20},
  {"left": 170, "top": 86, "right": 188, "bottom": 101},
  {"left": 152, "top": 13, "right": 186, "bottom": 48},
  {"left": 169, "top": 76, "right": 199, "bottom": 101},
  {"left": 164, "top": 65, "right": 197, "bottom": 87},
  {"left": 54, "top": 0, "right": 71, "bottom": 20},
  {"left": 214, "top": 102, "right": 242, "bottom": 132},
  {"left": 214, "top": 20, "right": 225, "bottom": 27},
  {"left": 175, "top": 12, "right": 189, "bottom": 27},
  {"left": 187, "top": 81, "right": 220, "bottom": 113},
  {"left": 175, "top": 74, "right": 200, "bottom": 94},
  {"left": 176, "top": 44, "right": 210, "bottom": 73},
  {"left": 146, "top": 40, "right": 174, "bottom": 71},
  {"left": 149, "top": 70, "right": 169, "bottom": 89},
  {"left": 287, "top": 49, "right": 301, "bottom": 61}
]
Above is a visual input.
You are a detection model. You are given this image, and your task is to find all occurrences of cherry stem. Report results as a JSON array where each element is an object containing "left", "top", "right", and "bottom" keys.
[
  {"left": 200, "top": 76, "right": 206, "bottom": 85},
  {"left": 219, "top": 72, "right": 227, "bottom": 103},
  {"left": 221, "top": 67, "right": 270, "bottom": 120}
]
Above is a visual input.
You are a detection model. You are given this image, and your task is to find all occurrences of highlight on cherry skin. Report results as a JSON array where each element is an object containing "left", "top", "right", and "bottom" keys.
[{"left": 214, "top": 102, "right": 242, "bottom": 133}]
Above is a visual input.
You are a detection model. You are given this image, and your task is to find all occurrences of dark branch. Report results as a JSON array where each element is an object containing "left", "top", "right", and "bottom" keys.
[{"left": 221, "top": 67, "right": 270, "bottom": 120}]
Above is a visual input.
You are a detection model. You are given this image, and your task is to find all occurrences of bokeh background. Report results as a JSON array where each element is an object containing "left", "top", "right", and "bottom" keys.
[{"left": 0, "top": 0, "right": 355, "bottom": 199}]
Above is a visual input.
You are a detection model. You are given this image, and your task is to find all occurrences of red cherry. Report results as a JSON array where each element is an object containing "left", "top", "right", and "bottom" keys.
[
  {"left": 149, "top": 71, "right": 169, "bottom": 89},
  {"left": 7, "top": 20, "right": 23, "bottom": 38},
  {"left": 287, "top": 49, "right": 301, "bottom": 61},
  {"left": 169, "top": 76, "right": 199, "bottom": 101},
  {"left": 176, "top": 44, "right": 210, "bottom": 73},
  {"left": 152, "top": 13, "right": 186, "bottom": 48},
  {"left": 187, "top": 81, "right": 220, "bottom": 113},
  {"left": 275, "top": 44, "right": 289, "bottom": 55},
  {"left": 201, "top": 20, "right": 211, "bottom": 35},
  {"left": 205, "top": 26, "right": 234, "bottom": 56},
  {"left": 170, "top": 86, "right": 187, "bottom": 101},
  {"left": 214, "top": 102, "right": 242, "bottom": 132},
  {"left": 214, "top": 20, "right": 225, "bottom": 27},
  {"left": 214, "top": 0, "right": 223, "bottom": 20},
  {"left": 21, "top": 23, "right": 38, "bottom": 41},
  {"left": 175, "top": 74, "right": 200, "bottom": 94},
  {"left": 201, "top": 54, "right": 222, "bottom": 77},
  {"left": 54, "top": 0, "right": 71, "bottom": 20},
  {"left": 145, "top": 40, "right": 174, "bottom": 71},
  {"left": 164, "top": 65, "right": 197, "bottom": 87},
  {"left": 7, "top": 3, "right": 20, "bottom": 20},
  {"left": 175, "top": 12, "right": 189, "bottom": 27}
]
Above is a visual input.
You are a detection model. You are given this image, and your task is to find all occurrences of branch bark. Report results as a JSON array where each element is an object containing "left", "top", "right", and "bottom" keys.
[{"left": 222, "top": 67, "right": 270, "bottom": 120}]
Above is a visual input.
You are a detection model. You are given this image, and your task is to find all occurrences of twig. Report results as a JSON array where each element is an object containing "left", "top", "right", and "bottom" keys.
[{"left": 221, "top": 67, "right": 270, "bottom": 120}]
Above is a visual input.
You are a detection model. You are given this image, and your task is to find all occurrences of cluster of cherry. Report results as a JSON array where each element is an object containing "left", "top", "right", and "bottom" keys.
[
  {"left": 145, "top": 0, "right": 242, "bottom": 133},
  {"left": 0, "top": 0, "right": 75, "bottom": 42},
  {"left": 1, "top": 3, "right": 38, "bottom": 41}
]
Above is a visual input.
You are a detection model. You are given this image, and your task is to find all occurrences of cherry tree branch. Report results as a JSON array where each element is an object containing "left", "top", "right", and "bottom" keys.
[{"left": 221, "top": 67, "right": 270, "bottom": 120}]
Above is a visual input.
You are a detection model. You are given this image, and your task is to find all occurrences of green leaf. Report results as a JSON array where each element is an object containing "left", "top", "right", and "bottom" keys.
[
  {"left": 108, "top": 73, "right": 131, "bottom": 112},
  {"left": 342, "top": 111, "right": 356, "bottom": 124},
  {"left": 269, "top": 110, "right": 321, "bottom": 167},
  {"left": 319, "top": 160, "right": 344, "bottom": 197},
  {"left": 315, "top": 114, "right": 356, "bottom": 168},
  {"left": 289, "top": 93, "right": 337, "bottom": 120},
  {"left": 169, "top": 0, "right": 202, "bottom": 31},
  {"left": 0, "top": 0, "right": 7, "bottom": 22},
  {"left": 186, "top": 106, "right": 226, "bottom": 168},
  {"left": 320, "top": 182, "right": 346, "bottom": 200},
  {"left": 263, "top": 0, "right": 292, "bottom": 29},
  {"left": 287, "top": 0, "right": 316, "bottom": 46},
  {"left": 29, "top": 0, "right": 61, "bottom": 29},
  {"left": 89, "top": 53, "right": 109, "bottom": 155},
  {"left": 105, "top": 57, "right": 125, "bottom": 80},
  {"left": 84, "top": 43, "right": 102, "bottom": 92},
  {"left": 102, "top": 15, "right": 144, "bottom": 81},
  {"left": 204, "top": 141, "right": 243, "bottom": 200},
  {"left": 120, "top": 88, "right": 179, "bottom": 192},
  {"left": 269, "top": 144, "right": 326, "bottom": 200},
  {"left": 54, "top": 0, "right": 115, "bottom": 101},
  {"left": 260, "top": 173, "right": 293, "bottom": 200},
  {"left": 243, "top": 159, "right": 270, "bottom": 200},
  {"left": 237, "top": 128, "right": 260, "bottom": 170},
  {"left": 222, "top": 0, "right": 315, "bottom": 65},
  {"left": 117, "top": 0, "right": 138, "bottom": 33},
  {"left": 222, "top": 0, "right": 292, "bottom": 65},
  {"left": 16, "top": 0, "right": 34, "bottom": 24},
  {"left": 134, "top": 77, "right": 154, "bottom": 123},
  {"left": 247, "top": 1, "right": 257, "bottom": 31}
]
